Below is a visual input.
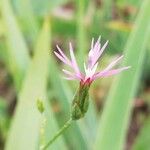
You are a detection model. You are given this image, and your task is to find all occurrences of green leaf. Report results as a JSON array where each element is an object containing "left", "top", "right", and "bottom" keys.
[
  {"left": 13, "top": 0, "right": 39, "bottom": 45},
  {"left": 94, "top": 0, "right": 150, "bottom": 149},
  {"left": 5, "top": 18, "right": 66, "bottom": 150},
  {"left": 1, "top": 0, "right": 30, "bottom": 90},
  {"left": 0, "top": 18, "right": 5, "bottom": 37}
]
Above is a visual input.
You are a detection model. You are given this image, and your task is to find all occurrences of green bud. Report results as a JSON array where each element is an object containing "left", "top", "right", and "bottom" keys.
[
  {"left": 37, "top": 99, "right": 45, "bottom": 113},
  {"left": 71, "top": 80, "right": 91, "bottom": 120}
]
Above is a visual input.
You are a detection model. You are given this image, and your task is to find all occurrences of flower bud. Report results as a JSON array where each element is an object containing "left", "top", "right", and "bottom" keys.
[
  {"left": 37, "top": 99, "right": 45, "bottom": 113},
  {"left": 71, "top": 79, "right": 91, "bottom": 120}
]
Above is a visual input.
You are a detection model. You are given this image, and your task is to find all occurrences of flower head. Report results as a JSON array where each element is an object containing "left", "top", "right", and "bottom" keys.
[
  {"left": 54, "top": 37, "right": 130, "bottom": 85},
  {"left": 54, "top": 36, "right": 131, "bottom": 120}
]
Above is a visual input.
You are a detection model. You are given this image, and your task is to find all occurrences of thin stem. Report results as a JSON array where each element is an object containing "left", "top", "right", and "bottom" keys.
[{"left": 41, "top": 118, "right": 73, "bottom": 150}]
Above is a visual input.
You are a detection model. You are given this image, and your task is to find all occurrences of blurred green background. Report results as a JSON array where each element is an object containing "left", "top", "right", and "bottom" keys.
[{"left": 0, "top": 0, "right": 150, "bottom": 150}]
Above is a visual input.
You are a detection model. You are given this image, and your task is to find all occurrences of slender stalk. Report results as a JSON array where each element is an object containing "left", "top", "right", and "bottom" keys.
[{"left": 41, "top": 118, "right": 73, "bottom": 150}]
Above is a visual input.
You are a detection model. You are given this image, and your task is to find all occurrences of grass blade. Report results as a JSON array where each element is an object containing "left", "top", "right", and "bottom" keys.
[
  {"left": 95, "top": 0, "right": 150, "bottom": 149},
  {"left": 13, "top": 0, "right": 39, "bottom": 44},
  {"left": 5, "top": 18, "right": 66, "bottom": 150},
  {"left": 1, "top": 0, "right": 30, "bottom": 90}
]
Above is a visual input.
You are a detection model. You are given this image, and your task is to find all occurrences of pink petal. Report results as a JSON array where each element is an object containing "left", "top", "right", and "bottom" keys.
[
  {"left": 56, "top": 45, "right": 71, "bottom": 65},
  {"left": 97, "top": 40, "right": 108, "bottom": 58},
  {"left": 62, "top": 69, "right": 82, "bottom": 80},
  {"left": 54, "top": 51, "right": 69, "bottom": 65},
  {"left": 63, "top": 77, "right": 77, "bottom": 80},
  {"left": 88, "top": 37, "right": 101, "bottom": 68},
  {"left": 93, "top": 40, "right": 108, "bottom": 66},
  {"left": 104, "top": 55, "right": 124, "bottom": 71},
  {"left": 91, "top": 62, "right": 98, "bottom": 75},
  {"left": 93, "top": 66, "right": 131, "bottom": 80},
  {"left": 88, "top": 39, "right": 108, "bottom": 69},
  {"left": 93, "top": 36, "right": 101, "bottom": 53},
  {"left": 62, "top": 69, "right": 74, "bottom": 76},
  {"left": 69, "top": 43, "right": 81, "bottom": 75},
  {"left": 91, "top": 37, "right": 101, "bottom": 57}
]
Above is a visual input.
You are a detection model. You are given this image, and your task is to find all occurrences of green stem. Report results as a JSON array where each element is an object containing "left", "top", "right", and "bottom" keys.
[{"left": 41, "top": 118, "right": 73, "bottom": 150}]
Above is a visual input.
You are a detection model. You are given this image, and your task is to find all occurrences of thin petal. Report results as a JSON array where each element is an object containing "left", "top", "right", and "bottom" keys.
[
  {"left": 88, "top": 37, "right": 101, "bottom": 68},
  {"left": 69, "top": 43, "right": 81, "bottom": 75},
  {"left": 91, "top": 38, "right": 94, "bottom": 49},
  {"left": 56, "top": 45, "right": 71, "bottom": 65},
  {"left": 94, "top": 66, "right": 131, "bottom": 80},
  {"left": 62, "top": 69, "right": 74, "bottom": 76},
  {"left": 90, "top": 62, "right": 98, "bottom": 76},
  {"left": 97, "top": 40, "right": 108, "bottom": 58},
  {"left": 54, "top": 51, "right": 69, "bottom": 65},
  {"left": 91, "top": 36, "right": 101, "bottom": 54},
  {"left": 63, "top": 76, "right": 77, "bottom": 80},
  {"left": 93, "top": 40, "right": 108, "bottom": 66},
  {"left": 88, "top": 40, "right": 108, "bottom": 69},
  {"left": 62, "top": 69, "right": 82, "bottom": 80},
  {"left": 84, "top": 62, "right": 88, "bottom": 75},
  {"left": 103, "top": 55, "right": 124, "bottom": 71},
  {"left": 84, "top": 62, "right": 98, "bottom": 80}
]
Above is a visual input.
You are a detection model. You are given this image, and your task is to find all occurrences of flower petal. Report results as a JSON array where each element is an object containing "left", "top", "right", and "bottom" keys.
[
  {"left": 92, "top": 62, "right": 98, "bottom": 73},
  {"left": 56, "top": 45, "right": 71, "bottom": 65},
  {"left": 62, "top": 69, "right": 82, "bottom": 80},
  {"left": 93, "top": 40, "right": 108, "bottom": 67},
  {"left": 54, "top": 51, "right": 69, "bottom": 65},
  {"left": 97, "top": 40, "right": 108, "bottom": 58},
  {"left": 103, "top": 55, "right": 124, "bottom": 71},
  {"left": 88, "top": 39, "right": 108, "bottom": 69},
  {"left": 93, "top": 66, "right": 131, "bottom": 80},
  {"left": 69, "top": 43, "right": 81, "bottom": 75},
  {"left": 91, "top": 38, "right": 94, "bottom": 49},
  {"left": 63, "top": 76, "right": 77, "bottom": 80},
  {"left": 88, "top": 37, "right": 101, "bottom": 68},
  {"left": 93, "top": 36, "right": 101, "bottom": 53},
  {"left": 84, "top": 62, "right": 98, "bottom": 80}
]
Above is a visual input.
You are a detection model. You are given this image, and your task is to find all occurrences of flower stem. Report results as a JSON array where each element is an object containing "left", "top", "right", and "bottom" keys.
[{"left": 41, "top": 118, "right": 73, "bottom": 150}]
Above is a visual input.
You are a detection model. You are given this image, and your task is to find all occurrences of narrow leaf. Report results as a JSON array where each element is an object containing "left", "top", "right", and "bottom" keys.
[
  {"left": 95, "top": 0, "right": 150, "bottom": 150},
  {"left": 5, "top": 18, "right": 66, "bottom": 150},
  {"left": 1, "top": 0, "right": 30, "bottom": 90}
]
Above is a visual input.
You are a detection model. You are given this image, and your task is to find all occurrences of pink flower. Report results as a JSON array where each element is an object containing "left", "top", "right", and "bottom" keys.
[{"left": 54, "top": 37, "right": 130, "bottom": 85}]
